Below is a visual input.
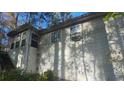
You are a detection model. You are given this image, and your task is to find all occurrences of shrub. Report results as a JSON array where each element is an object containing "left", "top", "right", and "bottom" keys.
[
  {"left": 0, "top": 69, "right": 58, "bottom": 81},
  {"left": 0, "top": 69, "right": 22, "bottom": 81},
  {"left": 39, "top": 70, "right": 58, "bottom": 81}
]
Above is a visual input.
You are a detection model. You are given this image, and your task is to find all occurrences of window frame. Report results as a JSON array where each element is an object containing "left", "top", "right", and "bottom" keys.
[
  {"left": 70, "top": 24, "right": 82, "bottom": 41},
  {"left": 70, "top": 24, "right": 80, "bottom": 34},
  {"left": 15, "top": 41, "right": 20, "bottom": 48},
  {"left": 31, "top": 40, "right": 38, "bottom": 48},
  {"left": 51, "top": 30, "right": 61, "bottom": 43},
  {"left": 21, "top": 39, "right": 26, "bottom": 47},
  {"left": 32, "top": 33, "right": 38, "bottom": 41},
  {"left": 11, "top": 43, "right": 14, "bottom": 49}
]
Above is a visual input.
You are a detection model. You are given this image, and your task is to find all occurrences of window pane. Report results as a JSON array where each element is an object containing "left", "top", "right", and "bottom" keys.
[
  {"left": 70, "top": 24, "right": 81, "bottom": 41},
  {"left": 11, "top": 43, "right": 14, "bottom": 49},
  {"left": 15, "top": 41, "right": 20, "bottom": 48},
  {"left": 70, "top": 24, "right": 79, "bottom": 33},
  {"left": 21, "top": 39, "right": 26, "bottom": 47},
  {"left": 32, "top": 33, "right": 38, "bottom": 41},
  {"left": 51, "top": 31, "right": 61, "bottom": 43},
  {"left": 31, "top": 40, "right": 38, "bottom": 48}
]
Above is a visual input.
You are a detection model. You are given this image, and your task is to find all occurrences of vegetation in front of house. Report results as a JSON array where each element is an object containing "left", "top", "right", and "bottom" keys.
[
  {"left": 0, "top": 51, "right": 15, "bottom": 70},
  {"left": 0, "top": 69, "right": 58, "bottom": 81}
]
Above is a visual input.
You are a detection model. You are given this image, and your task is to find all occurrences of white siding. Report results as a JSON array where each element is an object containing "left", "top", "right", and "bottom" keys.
[
  {"left": 38, "top": 18, "right": 114, "bottom": 80},
  {"left": 105, "top": 17, "right": 124, "bottom": 80}
]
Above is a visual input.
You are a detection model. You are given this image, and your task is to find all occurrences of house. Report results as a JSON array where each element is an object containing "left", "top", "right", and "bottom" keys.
[{"left": 7, "top": 12, "right": 124, "bottom": 81}]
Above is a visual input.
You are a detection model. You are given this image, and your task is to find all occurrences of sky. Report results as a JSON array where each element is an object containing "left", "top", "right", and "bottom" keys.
[
  {"left": 1, "top": 12, "right": 87, "bottom": 45},
  {"left": 41, "top": 12, "right": 87, "bottom": 28},
  {"left": 16, "top": 12, "right": 87, "bottom": 29},
  {"left": 71, "top": 12, "right": 87, "bottom": 17},
  {"left": 4, "top": 12, "right": 87, "bottom": 33},
  {"left": 1, "top": 12, "right": 87, "bottom": 43}
]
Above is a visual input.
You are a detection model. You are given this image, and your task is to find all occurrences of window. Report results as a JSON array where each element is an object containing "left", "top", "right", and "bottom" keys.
[
  {"left": 11, "top": 43, "right": 14, "bottom": 49},
  {"left": 31, "top": 33, "right": 38, "bottom": 48},
  {"left": 32, "top": 33, "right": 38, "bottom": 41},
  {"left": 15, "top": 41, "right": 20, "bottom": 48},
  {"left": 70, "top": 24, "right": 82, "bottom": 41},
  {"left": 70, "top": 24, "right": 79, "bottom": 33},
  {"left": 21, "top": 39, "right": 26, "bottom": 47},
  {"left": 31, "top": 40, "right": 38, "bottom": 48},
  {"left": 51, "top": 31, "right": 61, "bottom": 43}
]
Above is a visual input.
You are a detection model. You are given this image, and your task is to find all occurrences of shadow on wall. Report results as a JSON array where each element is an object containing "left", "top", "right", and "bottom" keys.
[
  {"left": 39, "top": 30, "right": 66, "bottom": 79},
  {"left": 65, "top": 18, "right": 115, "bottom": 81},
  {"left": 39, "top": 34, "right": 55, "bottom": 73},
  {"left": 105, "top": 17, "right": 124, "bottom": 80},
  {"left": 10, "top": 47, "right": 26, "bottom": 69},
  {"left": 60, "top": 30, "right": 66, "bottom": 79},
  {"left": 39, "top": 18, "right": 115, "bottom": 81},
  {"left": 84, "top": 19, "right": 115, "bottom": 81},
  {"left": 54, "top": 42, "right": 59, "bottom": 76}
]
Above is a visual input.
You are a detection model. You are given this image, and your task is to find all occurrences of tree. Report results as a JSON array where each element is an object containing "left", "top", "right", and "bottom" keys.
[
  {"left": 0, "top": 12, "right": 72, "bottom": 47},
  {"left": 0, "top": 13, "right": 9, "bottom": 47},
  {"left": 45, "top": 12, "right": 71, "bottom": 27},
  {"left": 104, "top": 12, "right": 124, "bottom": 21}
]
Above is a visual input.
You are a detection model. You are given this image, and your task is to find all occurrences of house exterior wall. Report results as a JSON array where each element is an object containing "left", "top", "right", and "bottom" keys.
[
  {"left": 26, "top": 30, "right": 39, "bottom": 73},
  {"left": 8, "top": 15, "right": 124, "bottom": 81},
  {"left": 9, "top": 30, "right": 37, "bottom": 73},
  {"left": 105, "top": 17, "right": 124, "bottom": 80},
  {"left": 38, "top": 17, "right": 115, "bottom": 81},
  {"left": 26, "top": 47, "right": 37, "bottom": 73},
  {"left": 9, "top": 31, "right": 27, "bottom": 68}
]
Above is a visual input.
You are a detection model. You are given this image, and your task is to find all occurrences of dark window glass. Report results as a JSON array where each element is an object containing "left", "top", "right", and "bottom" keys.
[
  {"left": 21, "top": 39, "right": 26, "bottom": 47},
  {"left": 31, "top": 40, "right": 38, "bottom": 48},
  {"left": 11, "top": 43, "right": 14, "bottom": 49},
  {"left": 51, "top": 31, "right": 61, "bottom": 43},
  {"left": 70, "top": 24, "right": 79, "bottom": 33},
  {"left": 15, "top": 41, "right": 20, "bottom": 48},
  {"left": 32, "top": 33, "right": 38, "bottom": 41},
  {"left": 70, "top": 24, "right": 81, "bottom": 41}
]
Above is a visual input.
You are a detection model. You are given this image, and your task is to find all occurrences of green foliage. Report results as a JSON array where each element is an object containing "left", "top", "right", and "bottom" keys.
[
  {"left": 0, "top": 69, "right": 58, "bottom": 81},
  {"left": 46, "top": 12, "right": 71, "bottom": 27},
  {"left": 104, "top": 12, "right": 124, "bottom": 21},
  {"left": 39, "top": 70, "right": 58, "bottom": 81}
]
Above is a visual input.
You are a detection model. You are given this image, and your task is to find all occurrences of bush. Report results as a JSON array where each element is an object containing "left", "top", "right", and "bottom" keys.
[
  {"left": 39, "top": 70, "right": 58, "bottom": 81},
  {"left": 0, "top": 69, "right": 21, "bottom": 81},
  {"left": 0, "top": 69, "right": 58, "bottom": 81}
]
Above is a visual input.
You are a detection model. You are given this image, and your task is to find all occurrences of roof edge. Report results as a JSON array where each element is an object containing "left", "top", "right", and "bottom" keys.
[
  {"left": 7, "top": 23, "right": 35, "bottom": 37},
  {"left": 39, "top": 12, "right": 107, "bottom": 35}
]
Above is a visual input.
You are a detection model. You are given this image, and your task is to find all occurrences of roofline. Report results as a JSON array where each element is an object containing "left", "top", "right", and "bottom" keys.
[
  {"left": 7, "top": 23, "right": 37, "bottom": 37},
  {"left": 7, "top": 12, "right": 108, "bottom": 37},
  {"left": 39, "top": 12, "right": 108, "bottom": 35}
]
